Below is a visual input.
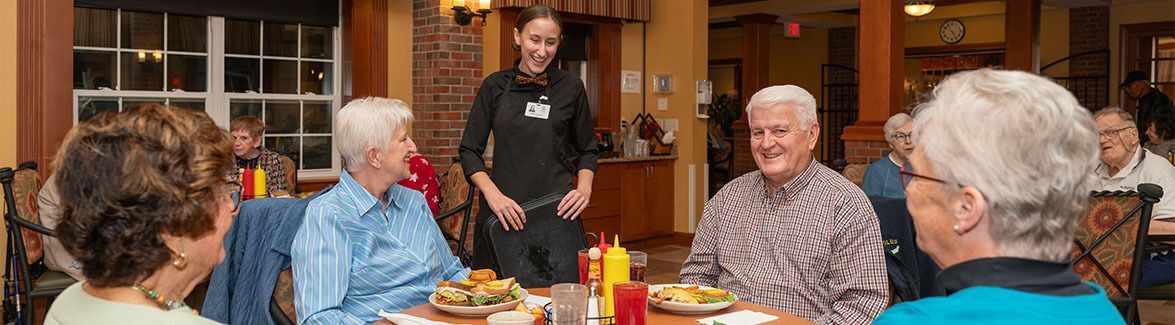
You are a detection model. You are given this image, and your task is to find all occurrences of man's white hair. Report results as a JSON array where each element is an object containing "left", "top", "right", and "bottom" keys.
[
  {"left": 335, "top": 97, "right": 414, "bottom": 172},
  {"left": 914, "top": 68, "right": 1099, "bottom": 263},
  {"left": 745, "top": 85, "right": 818, "bottom": 129}
]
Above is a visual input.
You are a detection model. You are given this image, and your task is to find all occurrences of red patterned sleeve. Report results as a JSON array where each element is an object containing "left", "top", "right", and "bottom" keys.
[{"left": 397, "top": 155, "right": 441, "bottom": 216}]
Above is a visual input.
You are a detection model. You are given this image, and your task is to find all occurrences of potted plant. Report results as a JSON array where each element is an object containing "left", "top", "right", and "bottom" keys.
[{"left": 707, "top": 93, "right": 741, "bottom": 137}]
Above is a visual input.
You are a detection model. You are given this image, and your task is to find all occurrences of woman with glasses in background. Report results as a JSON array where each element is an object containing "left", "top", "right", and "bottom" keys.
[
  {"left": 862, "top": 113, "right": 914, "bottom": 198},
  {"left": 45, "top": 104, "right": 238, "bottom": 324},
  {"left": 874, "top": 69, "right": 1123, "bottom": 324}
]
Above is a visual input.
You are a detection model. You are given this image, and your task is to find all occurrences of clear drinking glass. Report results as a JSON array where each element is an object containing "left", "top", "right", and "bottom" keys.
[
  {"left": 628, "top": 251, "right": 647, "bottom": 283},
  {"left": 551, "top": 283, "right": 589, "bottom": 325}
]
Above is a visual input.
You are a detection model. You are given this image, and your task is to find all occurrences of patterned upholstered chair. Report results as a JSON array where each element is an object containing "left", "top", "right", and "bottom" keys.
[
  {"left": 270, "top": 268, "right": 296, "bottom": 325},
  {"left": 841, "top": 163, "right": 869, "bottom": 187},
  {"left": 1, "top": 162, "right": 77, "bottom": 325},
  {"left": 437, "top": 161, "right": 475, "bottom": 266},
  {"left": 1072, "top": 184, "right": 1162, "bottom": 324},
  {"left": 280, "top": 155, "right": 298, "bottom": 195}
]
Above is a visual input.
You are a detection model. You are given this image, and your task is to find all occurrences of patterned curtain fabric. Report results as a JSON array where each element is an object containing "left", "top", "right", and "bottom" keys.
[{"left": 494, "top": 0, "right": 651, "bottom": 22}]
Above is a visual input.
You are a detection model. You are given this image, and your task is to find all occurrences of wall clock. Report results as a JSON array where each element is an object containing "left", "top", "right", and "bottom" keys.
[{"left": 940, "top": 19, "right": 965, "bottom": 45}]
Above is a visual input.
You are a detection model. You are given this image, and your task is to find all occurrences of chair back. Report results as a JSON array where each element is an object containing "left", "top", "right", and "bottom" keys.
[
  {"left": 438, "top": 162, "right": 471, "bottom": 233},
  {"left": 271, "top": 267, "right": 297, "bottom": 324},
  {"left": 841, "top": 163, "right": 869, "bottom": 186},
  {"left": 8, "top": 165, "right": 45, "bottom": 264},
  {"left": 436, "top": 161, "right": 475, "bottom": 265},
  {"left": 280, "top": 155, "right": 298, "bottom": 194},
  {"left": 1072, "top": 184, "right": 1162, "bottom": 320}
]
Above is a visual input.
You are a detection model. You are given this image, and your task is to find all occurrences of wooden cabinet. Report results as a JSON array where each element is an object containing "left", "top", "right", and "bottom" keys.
[{"left": 582, "top": 159, "right": 675, "bottom": 243}]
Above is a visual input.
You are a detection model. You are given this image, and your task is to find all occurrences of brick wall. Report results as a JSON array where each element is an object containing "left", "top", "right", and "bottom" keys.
[
  {"left": 827, "top": 27, "right": 856, "bottom": 84},
  {"left": 413, "top": 0, "right": 485, "bottom": 258},
  {"left": 412, "top": 0, "right": 484, "bottom": 167},
  {"left": 844, "top": 140, "right": 889, "bottom": 165},
  {"left": 1068, "top": 6, "right": 1109, "bottom": 109}
]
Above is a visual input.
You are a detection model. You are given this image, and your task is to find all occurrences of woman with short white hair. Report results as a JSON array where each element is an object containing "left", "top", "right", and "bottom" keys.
[
  {"left": 862, "top": 113, "right": 914, "bottom": 198},
  {"left": 873, "top": 69, "right": 1123, "bottom": 324}
]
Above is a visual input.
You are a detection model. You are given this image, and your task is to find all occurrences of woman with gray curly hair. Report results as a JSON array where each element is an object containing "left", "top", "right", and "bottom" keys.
[
  {"left": 873, "top": 69, "right": 1123, "bottom": 324},
  {"left": 46, "top": 104, "right": 236, "bottom": 324}
]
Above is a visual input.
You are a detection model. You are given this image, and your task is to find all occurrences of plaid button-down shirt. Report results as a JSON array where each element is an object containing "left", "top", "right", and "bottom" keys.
[{"left": 681, "top": 159, "right": 888, "bottom": 324}]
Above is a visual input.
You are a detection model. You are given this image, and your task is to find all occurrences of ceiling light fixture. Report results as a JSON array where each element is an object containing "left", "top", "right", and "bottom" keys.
[{"left": 904, "top": 0, "right": 936, "bottom": 17}]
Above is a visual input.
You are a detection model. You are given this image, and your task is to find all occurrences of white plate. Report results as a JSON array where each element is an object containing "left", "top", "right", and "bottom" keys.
[
  {"left": 646, "top": 284, "right": 737, "bottom": 315},
  {"left": 429, "top": 288, "right": 529, "bottom": 317}
]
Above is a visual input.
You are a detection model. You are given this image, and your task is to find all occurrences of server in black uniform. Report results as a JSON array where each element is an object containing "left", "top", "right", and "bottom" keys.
[{"left": 459, "top": 5, "right": 598, "bottom": 271}]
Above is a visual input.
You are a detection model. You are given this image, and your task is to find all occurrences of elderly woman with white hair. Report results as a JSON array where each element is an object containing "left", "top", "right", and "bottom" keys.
[
  {"left": 862, "top": 113, "right": 914, "bottom": 198},
  {"left": 291, "top": 97, "right": 469, "bottom": 323},
  {"left": 873, "top": 69, "right": 1123, "bottom": 324}
]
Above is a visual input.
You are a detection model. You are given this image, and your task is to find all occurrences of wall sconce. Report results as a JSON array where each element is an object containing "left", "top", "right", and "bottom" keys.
[
  {"left": 452, "top": 0, "right": 492, "bottom": 26},
  {"left": 904, "top": 0, "right": 935, "bottom": 17}
]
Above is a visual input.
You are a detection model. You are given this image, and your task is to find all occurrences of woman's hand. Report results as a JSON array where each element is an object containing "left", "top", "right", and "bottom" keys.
[
  {"left": 484, "top": 189, "right": 527, "bottom": 231},
  {"left": 557, "top": 186, "right": 591, "bottom": 220},
  {"left": 469, "top": 172, "right": 527, "bottom": 231}
]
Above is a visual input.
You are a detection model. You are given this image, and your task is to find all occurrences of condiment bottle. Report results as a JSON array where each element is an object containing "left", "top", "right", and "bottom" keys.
[
  {"left": 585, "top": 247, "right": 604, "bottom": 320},
  {"left": 241, "top": 168, "right": 255, "bottom": 200},
  {"left": 601, "top": 235, "right": 629, "bottom": 318},
  {"left": 254, "top": 167, "right": 267, "bottom": 198},
  {"left": 597, "top": 232, "right": 612, "bottom": 271}
]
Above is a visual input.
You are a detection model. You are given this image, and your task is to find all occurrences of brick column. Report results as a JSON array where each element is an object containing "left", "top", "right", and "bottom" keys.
[
  {"left": 842, "top": 0, "right": 902, "bottom": 164},
  {"left": 1069, "top": 6, "right": 1109, "bottom": 109},
  {"left": 411, "top": 0, "right": 484, "bottom": 166}
]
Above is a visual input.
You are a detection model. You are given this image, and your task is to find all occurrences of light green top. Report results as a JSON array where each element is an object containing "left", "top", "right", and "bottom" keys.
[{"left": 45, "top": 282, "right": 222, "bottom": 325}]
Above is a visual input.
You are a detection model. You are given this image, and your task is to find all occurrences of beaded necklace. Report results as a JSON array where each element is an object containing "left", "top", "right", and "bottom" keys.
[{"left": 132, "top": 283, "right": 198, "bottom": 315}]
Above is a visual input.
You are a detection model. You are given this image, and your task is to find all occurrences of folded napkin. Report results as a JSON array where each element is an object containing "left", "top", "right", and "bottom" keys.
[
  {"left": 695, "top": 310, "right": 779, "bottom": 325},
  {"left": 377, "top": 310, "right": 461, "bottom": 325}
]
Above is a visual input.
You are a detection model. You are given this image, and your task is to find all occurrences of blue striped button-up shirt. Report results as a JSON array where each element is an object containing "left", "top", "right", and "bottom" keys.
[{"left": 292, "top": 171, "right": 469, "bottom": 324}]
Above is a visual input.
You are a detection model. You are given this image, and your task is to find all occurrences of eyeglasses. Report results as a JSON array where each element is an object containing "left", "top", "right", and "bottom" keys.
[
  {"left": 226, "top": 181, "right": 242, "bottom": 212},
  {"left": 898, "top": 163, "right": 950, "bottom": 189},
  {"left": 1098, "top": 126, "right": 1134, "bottom": 139},
  {"left": 890, "top": 132, "right": 913, "bottom": 144},
  {"left": 751, "top": 127, "right": 798, "bottom": 140}
]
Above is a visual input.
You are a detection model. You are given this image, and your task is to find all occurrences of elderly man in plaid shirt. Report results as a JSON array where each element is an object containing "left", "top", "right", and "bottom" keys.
[{"left": 681, "top": 85, "right": 888, "bottom": 324}]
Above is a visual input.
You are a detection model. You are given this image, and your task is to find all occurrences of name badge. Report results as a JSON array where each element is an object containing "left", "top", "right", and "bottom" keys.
[{"left": 525, "top": 101, "right": 551, "bottom": 119}]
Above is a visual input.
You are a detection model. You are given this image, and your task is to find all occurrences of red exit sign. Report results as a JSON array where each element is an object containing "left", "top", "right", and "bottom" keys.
[{"left": 784, "top": 22, "right": 801, "bottom": 38}]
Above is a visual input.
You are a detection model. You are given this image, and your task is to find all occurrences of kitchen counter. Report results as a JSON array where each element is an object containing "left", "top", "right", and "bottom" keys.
[
  {"left": 483, "top": 154, "right": 675, "bottom": 169},
  {"left": 598, "top": 154, "right": 677, "bottom": 164}
]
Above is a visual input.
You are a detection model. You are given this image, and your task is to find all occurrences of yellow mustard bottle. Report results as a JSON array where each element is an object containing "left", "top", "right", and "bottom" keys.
[
  {"left": 601, "top": 235, "right": 630, "bottom": 318},
  {"left": 254, "top": 167, "right": 267, "bottom": 198}
]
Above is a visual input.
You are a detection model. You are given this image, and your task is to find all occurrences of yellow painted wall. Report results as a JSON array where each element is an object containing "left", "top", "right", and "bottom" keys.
[
  {"left": 1, "top": 0, "right": 16, "bottom": 170},
  {"left": 639, "top": 0, "right": 708, "bottom": 233},
  {"left": 1, "top": 0, "right": 16, "bottom": 277},
  {"left": 1109, "top": 0, "right": 1175, "bottom": 106},
  {"left": 389, "top": 0, "right": 414, "bottom": 106},
  {"left": 904, "top": 7, "right": 1069, "bottom": 72}
]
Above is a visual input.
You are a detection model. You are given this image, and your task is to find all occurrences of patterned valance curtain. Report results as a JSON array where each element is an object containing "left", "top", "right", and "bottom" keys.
[{"left": 493, "top": 0, "right": 651, "bottom": 22}]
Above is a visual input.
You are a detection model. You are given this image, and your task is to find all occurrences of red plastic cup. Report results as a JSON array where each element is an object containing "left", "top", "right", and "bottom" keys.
[
  {"left": 613, "top": 281, "right": 648, "bottom": 325},
  {"left": 577, "top": 249, "right": 589, "bottom": 284}
]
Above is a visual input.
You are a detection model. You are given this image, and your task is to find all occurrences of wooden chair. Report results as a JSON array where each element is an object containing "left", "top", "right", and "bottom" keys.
[
  {"left": 1, "top": 162, "right": 77, "bottom": 325},
  {"left": 436, "top": 161, "right": 475, "bottom": 266},
  {"left": 1072, "top": 184, "right": 1162, "bottom": 324}
]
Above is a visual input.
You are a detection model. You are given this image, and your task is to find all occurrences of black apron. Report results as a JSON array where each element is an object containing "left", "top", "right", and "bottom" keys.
[{"left": 471, "top": 69, "right": 586, "bottom": 273}]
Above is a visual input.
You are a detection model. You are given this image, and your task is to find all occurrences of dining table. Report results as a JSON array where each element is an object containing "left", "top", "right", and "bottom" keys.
[{"left": 400, "top": 287, "right": 814, "bottom": 324}]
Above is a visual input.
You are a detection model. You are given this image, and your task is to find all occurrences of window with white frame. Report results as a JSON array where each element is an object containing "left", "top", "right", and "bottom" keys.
[{"left": 72, "top": 6, "right": 341, "bottom": 178}]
